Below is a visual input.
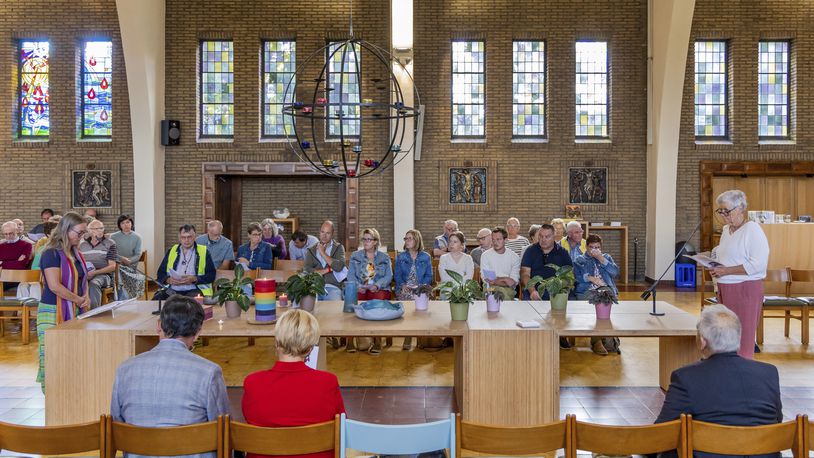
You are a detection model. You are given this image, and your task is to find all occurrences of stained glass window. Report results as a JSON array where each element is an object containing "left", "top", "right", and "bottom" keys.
[
  {"left": 263, "top": 40, "right": 296, "bottom": 138},
  {"left": 82, "top": 41, "right": 113, "bottom": 138},
  {"left": 694, "top": 41, "right": 727, "bottom": 138},
  {"left": 19, "top": 41, "right": 50, "bottom": 138},
  {"left": 451, "top": 40, "right": 485, "bottom": 138},
  {"left": 200, "top": 40, "right": 234, "bottom": 137},
  {"left": 575, "top": 41, "right": 608, "bottom": 138},
  {"left": 512, "top": 41, "right": 545, "bottom": 138},
  {"left": 758, "top": 41, "right": 789, "bottom": 138},
  {"left": 326, "top": 41, "right": 361, "bottom": 138}
]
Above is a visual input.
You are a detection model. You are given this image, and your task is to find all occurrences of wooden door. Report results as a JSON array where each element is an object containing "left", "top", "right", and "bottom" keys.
[{"left": 214, "top": 176, "right": 243, "bottom": 244}]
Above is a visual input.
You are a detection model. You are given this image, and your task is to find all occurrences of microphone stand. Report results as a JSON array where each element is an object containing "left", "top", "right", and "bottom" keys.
[
  {"left": 641, "top": 220, "right": 702, "bottom": 316},
  {"left": 117, "top": 261, "right": 171, "bottom": 316}
]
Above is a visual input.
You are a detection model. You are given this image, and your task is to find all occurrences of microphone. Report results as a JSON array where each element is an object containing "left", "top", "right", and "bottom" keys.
[{"left": 642, "top": 220, "right": 702, "bottom": 316}]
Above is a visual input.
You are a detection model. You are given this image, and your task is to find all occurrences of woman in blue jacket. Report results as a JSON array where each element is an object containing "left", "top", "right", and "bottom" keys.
[
  {"left": 394, "top": 229, "right": 433, "bottom": 350},
  {"left": 574, "top": 234, "right": 621, "bottom": 355},
  {"left": 347, "top": 228, "right": 393, "bottom": 354},
  {"left": 236, "top": 222, "right": 274, "bottom": 270}
]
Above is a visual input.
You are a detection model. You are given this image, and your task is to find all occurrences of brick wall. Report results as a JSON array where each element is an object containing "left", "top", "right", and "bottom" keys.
[
  {"left": 0, "top": 0, "right": 133, "bottom": 231},
  {"left": 676, "top": 0, "right": 814, "bottom": 248}
]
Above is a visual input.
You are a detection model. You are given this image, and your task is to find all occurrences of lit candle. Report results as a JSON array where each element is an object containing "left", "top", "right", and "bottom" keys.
[
  {"left": 194, "top": 294, "right": 204, "bottom": 305},
  {"left": 279, "top": 294, "right": 288, "bottom": 307}
]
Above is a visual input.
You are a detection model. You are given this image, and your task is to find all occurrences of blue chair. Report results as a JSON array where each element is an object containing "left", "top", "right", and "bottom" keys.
[{"left": 339, "top": 413, "right": 456, "bottom": 458}]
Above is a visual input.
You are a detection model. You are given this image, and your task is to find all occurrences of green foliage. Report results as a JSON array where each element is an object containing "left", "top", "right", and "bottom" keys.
[
  {"left": 527, "top": 264, "right": 576, "bottom": 298},
  {"left": 411, "top": 284, "right": 434, "bottom": 296},
  {"left": 434, "top": 269, "right": 484, "bottom": 304},
  {"left": 486, "top": 285, "right": 515, "bottom": 301},
  {"left": 585, "top": 286, "right": 619, "bottom": 305},
  {"left": 212, "top": 264, "right": 253, "bottom": 311},
  {"left": 285, "top": 271, "right": 327, "bottom": 302}
]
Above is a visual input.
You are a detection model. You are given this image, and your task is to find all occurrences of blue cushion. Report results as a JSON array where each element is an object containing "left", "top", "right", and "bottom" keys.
[{"left": 354, "top": 300, "right": 405, "bottom": 321}]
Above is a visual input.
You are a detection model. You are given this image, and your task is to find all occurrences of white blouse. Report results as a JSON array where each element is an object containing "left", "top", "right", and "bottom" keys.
[
  {"left": 439, "top": 253, "right": 474, "bottom": 283},
  {"left": 712, "top": 221, "right": 770, "bottom": 284}
]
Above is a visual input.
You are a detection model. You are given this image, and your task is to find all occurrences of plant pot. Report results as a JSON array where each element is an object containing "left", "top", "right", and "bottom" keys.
[
  {"left": 486, "top": 294, "right": 501, "bottom": 313},
  {"left": 449, "top": 302, "right": 470, "bottom": 321},
  {"left": 299, "top": 295, "right": 316, "bottom": 312},
  {"left": 550, "top": 292, "right": 569, "bottom": 311},
  {"left": 595, "top": 302, "right": 613, "bottom": 320},
  {"left": 224, "top": 300, "right": 242, "bottom": 319},
  {"left": 415, "top": 293, "right": 430, "bottom": 311}
]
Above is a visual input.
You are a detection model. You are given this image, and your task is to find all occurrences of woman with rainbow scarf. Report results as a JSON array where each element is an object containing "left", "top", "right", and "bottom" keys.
[{"left": 37, "top": 212, "right": 90, "bottom": 392}]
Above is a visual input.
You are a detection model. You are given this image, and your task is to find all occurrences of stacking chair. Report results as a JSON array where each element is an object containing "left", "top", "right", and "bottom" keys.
[
  {"left": 0, "top": 269, "right": 41, "bottom": 344},
  {"left": 759, "top": 268, "right": 807, "bottom": 344},
  {"left": 105, "top": 415, "right": 224, "bottom": 458},
  {"left": 687, "top": 415, "right": 805, "bottom": 458},
  {"left": 0, "top": 415, "right": 106, "bottom": 456},
  {"left": 226, "top": 415, "right": 340, "bottom": 457},
  {"left": 339, "top": 413, "right": 456, "bottom": 458},
  {"left": 456, "top": 413, "right": 571, "bottom": 457},
  {"left": 699, "top": 268, "right": 718, "bottom": 310},
  {"left": 101, "top": 268, "right": 118, "bottom": 305},
  {"left": 571, "top": 416, "right": 686, "bottom": 458},
  {"left": 788, "top": 269, "right": 814, "bottom": 345},
  {"left": 806, "top": 415, "right": 812, "bottom": 455},
  {"left": 274, "top": 258, "right": 305, "bottom": 272}
]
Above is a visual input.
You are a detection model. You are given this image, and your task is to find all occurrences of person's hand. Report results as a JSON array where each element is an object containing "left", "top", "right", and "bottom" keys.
[
  {"left": 183, "top": 275, "right": 198, "bottom": 284},
  {"left": 530, "top": 289, "right": 541, "bottom": 300},
  {"left": 87, "top": 270, "right": 97, "bottom": 278},
  {"left": 590, "top": 248, "right": 604, "bottom": 261},
  {"left": 77, "top": 295, "right": 91, "bottom": 310},
  {"left": 238, "top": 257, "right": 250, "bottom": 264},
  {"left": 316, "top": 268, "right": 329, "bottom": 276},
  {"left": 18, "top": 254, "right": 27, "bottom": 262},
  {"left": 588, "top": 275, "right": 606, "bottom": 287},
  {"left": 710, "top": 266, "right": 729, "bottom": 278},
  {"left": 119, "top": 257, "right": 131, "bottom": 266},
  {"left": 167, "top": 277, "right": 181, "bottom": 286},
  {"left": 369, "top": 284, "right": 379, "bottom": 292}
]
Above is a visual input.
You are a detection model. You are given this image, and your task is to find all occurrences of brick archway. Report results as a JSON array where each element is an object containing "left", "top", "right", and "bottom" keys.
[{"left": 201, "top": 162, "right": 359, "bottom": 249}]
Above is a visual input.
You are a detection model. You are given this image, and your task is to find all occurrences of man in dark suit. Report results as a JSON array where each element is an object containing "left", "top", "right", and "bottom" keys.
[{"left": 656, "top": 304, "right": 782, "bottom": 458}]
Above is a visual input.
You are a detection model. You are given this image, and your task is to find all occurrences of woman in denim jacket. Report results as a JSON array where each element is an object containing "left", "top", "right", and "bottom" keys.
[
  {"left": 394, "top": 229, "right": 433, "bottom": 350},
  {"left": 347, "top": 228, "right": 393, "bottom": 354},
  {"left": 574, "top": 234, "right": 621, "bottom": 355}
]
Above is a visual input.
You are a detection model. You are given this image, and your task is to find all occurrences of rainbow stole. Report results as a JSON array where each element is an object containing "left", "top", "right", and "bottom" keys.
[{"left": 57, "top": 248, "right": 89, "bottom": 323}]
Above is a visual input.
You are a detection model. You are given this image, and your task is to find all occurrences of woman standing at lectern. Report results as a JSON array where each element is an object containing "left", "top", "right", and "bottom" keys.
[{"left": 710, "top": 189, "right": 769, "bottom": 359}]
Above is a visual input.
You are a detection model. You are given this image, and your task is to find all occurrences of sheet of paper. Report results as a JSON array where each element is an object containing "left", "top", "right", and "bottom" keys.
[
  {"left": 481, "top": 269, "right": 497, "bottom": 282},
  {"left": 305, "top": 345, "right": 319, "bottom": 370},
  {"left": 687, "top": 254, "right": 721, "bottom": 268},
  {"left": 168, "top": 268, "right": 184, "bottom": 280}
]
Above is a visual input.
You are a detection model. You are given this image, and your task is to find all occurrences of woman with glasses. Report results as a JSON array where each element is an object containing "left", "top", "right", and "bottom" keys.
[
  {"left": 348, "top": 228, "right": 393, "bottom": 354},
  {"left": 237, "top": 222, "right": 274, "bottom": 270},
  {"left": 36, "top": 211, "right": 90, "bottom": 391},
  {"left": 394, "top": 229, "right": 433, "bottom": 350},
  {"left": 260, "top": 218, "right": 288, "bottom": 261},
  {"left": 710, "top": 189, "right": 769, "bottom": 359}
]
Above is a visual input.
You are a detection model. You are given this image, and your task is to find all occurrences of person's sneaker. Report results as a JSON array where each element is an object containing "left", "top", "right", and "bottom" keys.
[
  {"left": 754, "top": 343, "right": 761, "bottom": 354},
  {"left": 592, "top": 340, "right": 609, "bottom": 356},
  {"left": 559, "top": 337, "right": 572, "bottom": 350},
  {"left": 402, "top": 337, "right": 413, "bottom": 351},
  {"left": 346, "top": 340, "right": 356, "bottom": 353},
  {"left": 368, "top": 343, "right": 382, "bottom": 355}
]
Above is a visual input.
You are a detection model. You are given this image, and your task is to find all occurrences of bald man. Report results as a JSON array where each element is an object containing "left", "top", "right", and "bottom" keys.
[
  {"left": 469, "top": 227, "right": 492, "bottom": 267},
  {"left": 304, "top": 220, "right": 346, "bottom": 301},
  {"left": 196, "top": 220, "right": 234, "bottom": 270},
  {"left": 79, "top": 219, "right": 119, "bottom": 307}
]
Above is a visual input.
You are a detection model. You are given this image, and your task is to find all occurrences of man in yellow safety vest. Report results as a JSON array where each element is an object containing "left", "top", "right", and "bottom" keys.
[{"left": 154, "top": 224, "right": 216, "bottom": 300}]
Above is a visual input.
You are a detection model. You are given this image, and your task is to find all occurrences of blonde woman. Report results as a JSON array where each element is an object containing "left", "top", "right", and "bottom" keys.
[
  {"left": 394, "top": 229, "right": 433, "bottom": 350},
  {"left": 37, "top": 212, "right": 90, "bottom": 391},
  {"left": 348, "top": 228, "right": 393, "bottom": 354},
  {"left": 260, "top": 217, "right": 287, "bottom": 260},
  {"left": 551, "top": 218, "right": 566, "bottom": 240}
]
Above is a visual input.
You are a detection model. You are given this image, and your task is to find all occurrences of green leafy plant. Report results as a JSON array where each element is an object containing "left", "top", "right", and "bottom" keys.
[
  {"left": 485, "top": 285, "right": 515, "bottom": 302},
  {"left": 585, "top": 286, "right": 619, "bottom": 305},
  {"left": 212, "top": 264, "right": 253, "bottom": 311},
  {"left": 285, "top": 271, "right": 327, "bottom": 302},
  {"left": 412, "top": 284, "right": 434, "bottom": 297},
  {"left": 434, "top": 270, "right": 484, "bottom": 304},
  {"left": 527, "top": 264, "right": 576, "bottom": 298}
]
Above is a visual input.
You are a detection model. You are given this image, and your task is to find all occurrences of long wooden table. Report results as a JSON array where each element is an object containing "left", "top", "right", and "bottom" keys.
[{"left": 45, "top": 300, "right": 698, "bottom": 426}]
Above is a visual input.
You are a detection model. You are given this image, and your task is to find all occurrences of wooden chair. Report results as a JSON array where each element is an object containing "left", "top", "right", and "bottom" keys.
[
  {"left": 0, "top": 415, "right": 106, "bottom": 456},
  {"left": 101, "top": 268, "right": 118, "bottom": 305},
  {"left": 788, "top": 269, "right": 814, "bottom": 345},
  {"left": 571, "top": 416, "right": 687, "bottom": 458},
  {"left": 0, "top": 269, "right": 41, "bottom": 344},
  {"left": 274, "top": 258, "right": 304, "bottom": 272},
  {"left": 432, "top": 257, "right": 440, "bottom": 284},
  {"left": 225, "top": 415, "right": 340, "bottom": 457},
  {"left": 105, "top": 415, "right": 224, "bottom": 458},
  {"left": 687, "top": 415, "right": 805, "bottom": 458},
  {"left": 806, "top": 415, "right": 812, "bottom": 455},
  {"left": 699, "top": 267, "right": 718, "bottom": 309},
  {"left": 472, "top": 266, "right": 481, "bottom": 284},
  {"left": 456, "top": 413, "right": 571, "bottom": 457},
  {"left": 759, "top": 268, "right": 807, "bottom": 344}
]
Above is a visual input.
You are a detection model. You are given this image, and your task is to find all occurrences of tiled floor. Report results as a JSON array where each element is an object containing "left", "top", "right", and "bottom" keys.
[{"left": 1, "top": 289, "right": 812, "bottom": 428}]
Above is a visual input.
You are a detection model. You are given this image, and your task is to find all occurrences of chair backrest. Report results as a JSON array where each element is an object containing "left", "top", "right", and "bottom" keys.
[
  {"left": 457, "top": 413, "right": 570, "bottom": 456},
  {"left": 227, "top": 415, "right": 340, "bottom": 456},
  {"left": 0, "top": 269, "right": 41, "bottom": 284},
  {"left": 807, "top": 415, "right": 812, "bottom": 452},
  {"left": 215, "top": 269, "right": 236, "bottom": 281},
  {"left": 339, "top": 413, "right": 456, "bottom": 458},
  {"left": 105, "top": 415, "right": 224, "bottom": 458},
  {"left": 0, "top": 416, "right": 105, "bottom": 455},
  {"left": 789, "top": 269, "right": 814, "bottom": 296},
  {"left": 275, "top": 259, "right": 305, "bottom": 272},
  {"left": 688, "top": 415, "right": 804, "bottom": 458},
  {"left": 432, "top": 258, "right": 440, "bottom": 284},
  {"left": 257, "top": 269, "right": 299, "bottom": 286},
  {"left": 572, "top": 416, "right": 686, "bottom": 458},
  {"left": 472, "top": 266, "right": 481, "bottom": 283},
  {"left": 763, "top": 268, "right": 791, "bottom": 296}
]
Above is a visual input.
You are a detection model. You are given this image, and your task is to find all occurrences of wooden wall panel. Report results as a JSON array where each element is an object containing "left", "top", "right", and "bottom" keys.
[
  {"left": 796, "top": 179, "right": 814, "bottom": 218},
  {"left": 734, "top": 176, "right": 766, "bottom": 210},
  {"left": 765, "top": 177, "right": 795, "bottom": 218}
]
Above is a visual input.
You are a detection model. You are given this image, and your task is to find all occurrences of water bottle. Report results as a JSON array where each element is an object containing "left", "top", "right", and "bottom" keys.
[{"left": 343, "top": 282, "right": 357, "bottom": 313}]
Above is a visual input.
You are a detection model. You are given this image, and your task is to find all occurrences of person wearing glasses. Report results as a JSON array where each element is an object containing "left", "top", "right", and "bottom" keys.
[
  {"left": 237, "top": 222, "right": 274, "bottom": 270},
  {"left": 469, "top": 228, "right": 492, "bottom": 267},
  {"left": 348, "top": 228, "right": 393, "bottom": 354},
  {"left": 37, "top": 211, "right": 91, "bottom": 391},
  {"left": 394, "top": 229, "right": 433, "bottom": 350},
  {"left": 155, "top": 224, "right": 217, "bottom": 300},
  {"left": 504, "top": 217, "right": 530, "bottom": 257},
  {"left": 709, "top": 189, "right": 769, "bottom": 359},
  {"left": 79, "top": 219, "right": 119, "bottom": 308},
  {"left": 196, "top": 220, "right": 235, "bottom": 270}
]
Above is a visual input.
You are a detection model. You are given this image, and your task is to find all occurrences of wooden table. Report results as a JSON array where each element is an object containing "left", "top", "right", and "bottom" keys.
[{"left": 45, "top": 300, "right": 698, "bottom": 426}]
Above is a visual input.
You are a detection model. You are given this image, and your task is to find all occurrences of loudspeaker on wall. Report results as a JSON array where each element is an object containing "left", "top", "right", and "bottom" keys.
[{"left": 160, "top": 120, "right": 180, "bottom": 146}]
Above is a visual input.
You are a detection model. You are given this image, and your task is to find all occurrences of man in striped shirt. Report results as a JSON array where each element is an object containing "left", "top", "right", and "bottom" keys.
[
  {"left": 504, "top": 217, "right": 530, "bottom": 257},
  {"left": 79, "top": 219, "right": 118, "bottom": 307}
]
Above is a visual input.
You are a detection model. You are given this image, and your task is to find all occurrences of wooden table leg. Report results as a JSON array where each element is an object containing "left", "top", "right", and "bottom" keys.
[
  {"left": 658, "top": 336, "right": 698, "bottom": 390},
  {"left": 316, "top": 336, "right": 327, "bottom": 371},
  {"left": 22, "top": 305, "right": 29, "bottom": 345}
]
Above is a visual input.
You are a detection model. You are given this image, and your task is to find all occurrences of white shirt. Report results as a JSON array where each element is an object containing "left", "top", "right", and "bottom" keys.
[
  {"left": 479, "top": 247, "right": 520, "bottom": 287},
  {"left": 439, "top": 253, "right": 474, "bottom": 283},
  {"left": 712, "top": 221, "right": 769, "bottom": 284}
]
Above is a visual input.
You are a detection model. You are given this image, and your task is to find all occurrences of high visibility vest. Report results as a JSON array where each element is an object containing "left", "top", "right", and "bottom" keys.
[
  {"left": 167, "top": 244, "right": 213, "bottom": 296},
  {"left": 559, "top": 237, "right": 587, "bottom": 257}
]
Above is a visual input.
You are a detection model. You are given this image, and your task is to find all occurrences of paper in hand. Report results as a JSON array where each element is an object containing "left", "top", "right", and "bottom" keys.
[
  {"left": 482, "top": 269, "right": 497, "bottom": 282},
  {"left": 169, "top": 268, "right": 184, "bottom": 280},
  {"left": 687, "top": 254, "right": 721, "bottom": 268}
]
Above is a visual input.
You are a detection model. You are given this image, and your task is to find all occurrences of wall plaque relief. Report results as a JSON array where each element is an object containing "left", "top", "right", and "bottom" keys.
[
  {"left": 440, "top": 160, "right": 497, "bottom": 212},
  {"left": 66, "top": 162, "right": 121, "bottom": 215},
  {"left": 561, "top": 160, "right": 616, "bottom": 211}
]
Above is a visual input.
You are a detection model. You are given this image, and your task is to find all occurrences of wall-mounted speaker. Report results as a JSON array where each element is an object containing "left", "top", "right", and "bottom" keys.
[{"left": 160, "top": 120, "right": 180, "bottom": 146}]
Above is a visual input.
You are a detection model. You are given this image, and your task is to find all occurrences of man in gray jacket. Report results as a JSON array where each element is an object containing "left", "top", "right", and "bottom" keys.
[{"left": 110, "top": 295, "right": 229, "bottom": 458}]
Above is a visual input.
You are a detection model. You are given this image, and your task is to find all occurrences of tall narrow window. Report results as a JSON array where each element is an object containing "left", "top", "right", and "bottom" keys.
[
  {"left": 694, "top": 40, "right": 727, "bottom": 138},
  {"left": 451, "top": 40, "right": 485, "bottom": 138},
  {"left": 82, "top": 40, "right": 113, "bottom": 138},
  {"left": 758, "top": 41, "right": 789, "bottom": 138},
  {"left": 326, "top": 41, "right": 361, "bottom": 138},
  {"left": 200, "top": 40, "right": 234, "bottom": 138},
  {"left": 262, "top": 40, "right": 296, "bottom": 138},
  {"left": 19, "top": 41, "right": 50, "bottom": 138},
  {"left": 575, "top": 41, "right": 608, "bottom": 138},
  {"left": 512, "top": 40, "right": 545, "bottom": 138}
]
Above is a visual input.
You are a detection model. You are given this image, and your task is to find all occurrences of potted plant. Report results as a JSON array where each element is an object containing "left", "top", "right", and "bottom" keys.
[
  {"left": 434, "top": 270, "right": 484, "bottom": 321},
  {"left": 412, "top": 284, "right": 434, "bottom": 311},
  {"left": 586, "top": 286, "right": 619, "bottom": 320},
  {"left": 485, "top": 285, "right": 514, "bottom": 313},
  {"left": 285, "top": 271, "right": 327, "bottom": 312},
  {"left": 213, "top": 264, "right": 253, "bottom": 319},
  {"left": 527, "top": 264, "right": 576, "bottom": 311}
]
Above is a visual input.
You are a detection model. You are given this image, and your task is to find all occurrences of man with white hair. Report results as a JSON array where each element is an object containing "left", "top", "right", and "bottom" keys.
[
  {"left": 469, "top": 228, "right": 492, "bottom": 266},
  {"left": 504, "top": 217, "right": 530, "bottom": 257},
  {"left": 433, "top": 219, "right": 459, "bottom": 258},
  {"left": 559, "top": 221, "right": 586, "bottom": 261},
  {"left": 80, "top": 219, "right": 119, "bottom": 307},
  {"left": 655, "top": 304, "right": 782, "bottom": 455},
  {"left": 0, "top": 221, "right": 32, "bottom": 271},
  {"left": 196, "top": 220, "right": 234, "bottom": 270},
  {"left": 12, "top": 219, "right": 34, "bottom": 244}
]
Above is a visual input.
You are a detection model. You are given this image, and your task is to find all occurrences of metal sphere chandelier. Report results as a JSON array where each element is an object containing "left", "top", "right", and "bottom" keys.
[{"left": 282, "top": 36, "right": 421, "bottom": 179}]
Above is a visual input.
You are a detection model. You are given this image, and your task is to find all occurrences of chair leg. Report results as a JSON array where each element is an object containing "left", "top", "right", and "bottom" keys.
[
  {"left": 22, "top": 306, "right": 29, "bottom": 345},
  {"left": 802, "top": 306, "right": 809, "bottom": 346},
  {"left": 248, "top": 337, "right": 255, "bottom": 346},
  {"left": 784, "top": 310, "right": 790, "bottom": 338},
  {"left": 757, "top": 310, "right": 764, "bottom": 344}
]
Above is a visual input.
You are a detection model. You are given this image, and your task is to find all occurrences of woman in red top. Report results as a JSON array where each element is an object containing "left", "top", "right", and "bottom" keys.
[{"left": 242, "top": 309, "right": 345, "bottom": 458}]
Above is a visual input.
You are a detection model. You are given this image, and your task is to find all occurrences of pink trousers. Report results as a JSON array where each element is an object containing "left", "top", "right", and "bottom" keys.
[{"left": 717, "top": 280, "right": 764, "bottom": 359}]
